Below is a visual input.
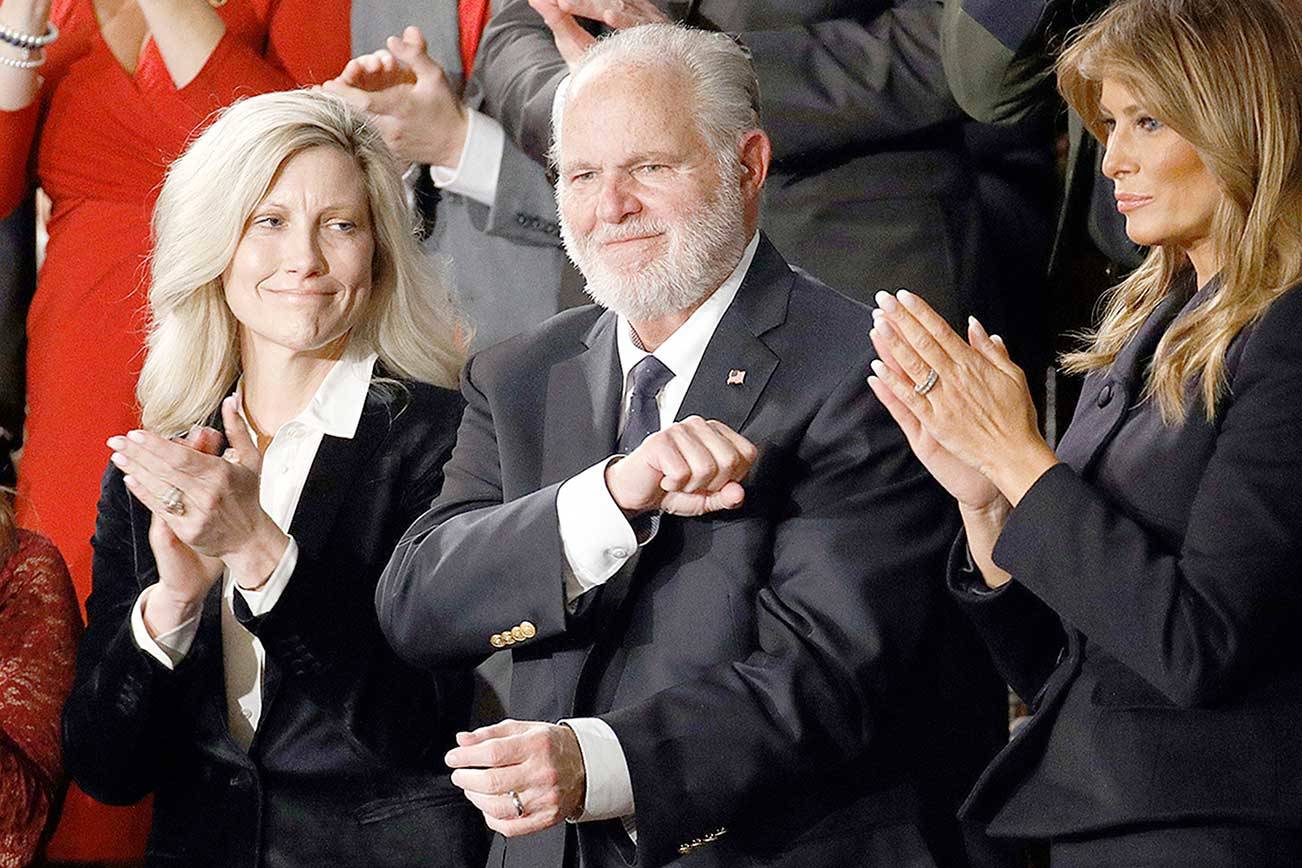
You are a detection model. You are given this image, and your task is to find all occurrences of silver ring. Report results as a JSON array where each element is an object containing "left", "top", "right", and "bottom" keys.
[
  {"left": 161, "top": 486, "right": 186, "bottom": 516},
  {"left": 509, "top": 790, "right": 525, "bottom": 817},
  {"left": 914, "top": 368, "right": 939, "bottom": 396}
]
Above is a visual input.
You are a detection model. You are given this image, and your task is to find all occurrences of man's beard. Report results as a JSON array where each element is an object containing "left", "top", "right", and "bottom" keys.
[{"left": 558, "top": 160, "right": 748, "bottom": 322}]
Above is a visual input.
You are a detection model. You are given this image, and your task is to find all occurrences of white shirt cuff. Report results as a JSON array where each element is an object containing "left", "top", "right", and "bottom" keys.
[
  {"left": 557, "top": 457, "right": 639, "bottom": 605},
  {"left": 428, "top": 109, "right": 504, "bottom": 209},
  {"left": 561, "top": 717, "right": 635, "bottom": 828},
  {"left": 131, "top": 585, "right": 201, "bottom": 669},
  {"left": 231, "top": 535, "right": 299, "bottom": 617}
]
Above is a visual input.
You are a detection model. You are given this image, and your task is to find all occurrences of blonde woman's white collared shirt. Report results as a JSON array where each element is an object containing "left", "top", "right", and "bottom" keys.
[{"left": 130, "top": 349, "right": 379, "bottom": 751}]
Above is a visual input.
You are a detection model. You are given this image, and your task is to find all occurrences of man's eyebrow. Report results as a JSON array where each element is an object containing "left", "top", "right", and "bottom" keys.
[
  {"left": 623, "top": 150, "right": 681, "bottom": 164},
  {"left": 560, "top": 150, "right": 686, "bottom": 174},
  {"left": 559, "top": 160, "right": 599, "bottom": 174}
]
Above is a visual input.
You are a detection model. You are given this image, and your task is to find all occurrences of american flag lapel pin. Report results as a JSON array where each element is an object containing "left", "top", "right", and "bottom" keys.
[{"left": 727, "top": 369, "right": 746, "bottom": 386}]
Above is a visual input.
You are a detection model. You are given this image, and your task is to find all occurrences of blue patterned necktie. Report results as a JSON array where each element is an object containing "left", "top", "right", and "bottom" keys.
[{"left": 617, "top": 355, "right": 674, "bottom": 453}]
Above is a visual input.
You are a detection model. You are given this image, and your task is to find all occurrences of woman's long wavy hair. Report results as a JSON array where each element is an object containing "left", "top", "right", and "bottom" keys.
[
  {"left": 138, "top": 90, "right": 467, "bottom": 436},
  {"left": 1058, "top": 0, "right": 1302, "bottom": 422}
]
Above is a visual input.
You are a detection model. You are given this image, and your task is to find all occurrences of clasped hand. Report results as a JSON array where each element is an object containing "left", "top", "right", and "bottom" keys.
[
  {"left": 605, "top": 416, "right": 757, "bottom": 517},
  {"left": 865, "top": 290, "right": 1059, "bottom": 508},
  {"left": 445, "top": 720, "right": 586, "bottom": 836},
  {"left": 107, "top": 395, "right": 287, "bottom": 608},
  {"left": 321, "top": 26, "right": 468, "bottom": 169}
]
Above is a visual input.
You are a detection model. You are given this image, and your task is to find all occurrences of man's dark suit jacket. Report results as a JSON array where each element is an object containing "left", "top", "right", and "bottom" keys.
[
  {"left": 375, "top": 237, "right": 1009, "bottom": 868},
  {"left": 950, "top": 277, "right": 1302, "bottom": 841},
  {"left": 475, "top": 0, "right": 989, "bottom": 325},
  {"left": 62, "top": 380, "right": 487, "bottom": 868}
]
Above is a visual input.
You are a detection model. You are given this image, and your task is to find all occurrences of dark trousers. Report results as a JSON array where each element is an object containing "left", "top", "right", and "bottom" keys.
[{"left": 1051, "top": 823, "right": 1302, "bottom": 867}]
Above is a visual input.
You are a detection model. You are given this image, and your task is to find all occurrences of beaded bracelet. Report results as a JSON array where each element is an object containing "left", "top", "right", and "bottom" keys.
[
  {"left": 0, "top": 21, "right": 58, "bottom": 51},
  {"left": 0, "top": 50, "right": 45, "bottom": 70}
]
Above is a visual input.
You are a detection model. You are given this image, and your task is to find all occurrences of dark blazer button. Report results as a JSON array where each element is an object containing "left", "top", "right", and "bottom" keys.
[
  {"left": 1096, "top": 383, "right": 1114, "bottom": 407},
  {"left": 229, "top": 771, "right": 252, "bottom": 789},
  {"left": 516, "top": 213, "right": 528, "bottom": 226}
]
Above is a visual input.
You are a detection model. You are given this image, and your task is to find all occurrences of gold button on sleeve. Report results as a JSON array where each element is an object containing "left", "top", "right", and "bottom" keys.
[
  {"left": 520, "top": 621, "right": 537, "bottom": 639},
  {"left": 511, "top": 625, "right": 526, "bottom": 642},
  {"left": 490, "top": 634, "right": 506, "bottom": 649}
]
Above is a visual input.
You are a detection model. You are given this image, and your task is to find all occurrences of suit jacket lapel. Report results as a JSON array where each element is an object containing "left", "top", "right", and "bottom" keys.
[
  {"left": 543, "top": 313, "right": 625, "bottom": 714},
  {"left": 258, "top": 391, "right": 391, "bottom": 726},
  {"left": 541, "top": 311, "right": 623, "bottom": 487},
  {"left": 286, "top": 392, "right": 391, "bottom": 555},
  {"left": 1055, "top": 274, "right": 1201, "bottom": 471},
  {"left": 674, "top": 237, "right": 790, "bottom": 431}
]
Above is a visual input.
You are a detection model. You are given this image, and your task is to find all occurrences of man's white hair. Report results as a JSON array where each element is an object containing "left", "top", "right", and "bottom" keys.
[{"left": 549, "top": 23, "right": 761, "bottom": 166}]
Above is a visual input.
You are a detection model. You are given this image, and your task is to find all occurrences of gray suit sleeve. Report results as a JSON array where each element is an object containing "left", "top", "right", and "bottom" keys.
[
  {"left": 478, "top": 0, "right": 967, "bottom": 165},
  {"left": 740, "top": 1, "right": 964, "bottom": 162},
  {"left": 475, "top": 0, "right": 574, "bottom": 165},
  {"left": 940, "top": 0, "right": 1101, "bottom": 125},
  {"left": 462, "top": 135, "right": 563, "bottom": 248}
]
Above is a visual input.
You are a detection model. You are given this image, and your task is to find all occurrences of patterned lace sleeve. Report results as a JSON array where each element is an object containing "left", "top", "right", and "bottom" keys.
[{"left": 0, "top": 531, "right": 82, "bottom": 867}]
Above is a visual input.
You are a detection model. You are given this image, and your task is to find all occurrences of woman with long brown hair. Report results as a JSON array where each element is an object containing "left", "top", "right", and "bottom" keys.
[{"left": 867, "top": 0, "right": 1302, "bottom": 862}]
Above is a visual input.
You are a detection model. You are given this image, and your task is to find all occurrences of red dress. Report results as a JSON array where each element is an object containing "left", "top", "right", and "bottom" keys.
[
  {"left": 0, "top": 0, "right": 349, "bottom": 859},
  {"left": 0, "top": 530, "right": 80, "bottom": 868}
]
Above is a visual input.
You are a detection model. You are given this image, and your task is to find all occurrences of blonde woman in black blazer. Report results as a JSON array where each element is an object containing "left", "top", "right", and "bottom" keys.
[
  {"left": 63, "top": 90, "right": 482, "bottom": 868},
  {"left": 866, "top": 0, "right": 1302, "bottom": 864}
]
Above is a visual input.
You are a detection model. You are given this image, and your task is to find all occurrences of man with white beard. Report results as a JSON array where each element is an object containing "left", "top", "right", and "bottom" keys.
[{"left": 375, "top": 23, "right": 1009, "bottom": 868}]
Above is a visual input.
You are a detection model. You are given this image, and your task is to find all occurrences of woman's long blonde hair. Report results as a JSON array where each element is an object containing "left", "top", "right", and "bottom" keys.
[
  {"left": 138, "top": 90, "right": 467, "bottom": 436},
  {"left": 1058, "top": 0, "right": 1302, "bottom": 421}
]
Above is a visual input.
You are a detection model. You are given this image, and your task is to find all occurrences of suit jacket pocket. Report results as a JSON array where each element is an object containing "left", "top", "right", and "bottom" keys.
[{"left": 357, "top": 788, "right": 488, "bottom": 868}]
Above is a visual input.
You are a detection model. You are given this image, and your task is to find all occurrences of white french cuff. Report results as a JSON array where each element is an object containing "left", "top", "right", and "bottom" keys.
[
  {"left": 428, "top": 108, "right": 505, "bottom": 209},
  {"left": 560, "top": 716, "right": 635, "bottom": 826},
  {"left": 557, "top": 456, "right": 640, "bottom": 605},
  {"left": 130, "top": 585, "right": 201, "bottom": 669},
  {"left": 231, "top": 534, "right": 300, "bottom": 616}
]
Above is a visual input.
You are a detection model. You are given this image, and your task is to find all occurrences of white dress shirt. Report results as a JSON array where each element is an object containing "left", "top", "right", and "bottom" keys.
[
  {"left": 428, "top": 109, "right": 507, "bottom": 208},
  {"left": 554, "top": 234, "right": 760, "bottom": 834},
  {"left": 131, "top": 350, "right": 379, "bottom": 751}
]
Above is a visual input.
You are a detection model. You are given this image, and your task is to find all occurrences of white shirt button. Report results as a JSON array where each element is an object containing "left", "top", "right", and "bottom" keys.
[
  {"left": 609, "top": 547, "right": 630, "bottom": 559},
  {"left": 242, "top": 707, "right": 254, "bottom": 720}
]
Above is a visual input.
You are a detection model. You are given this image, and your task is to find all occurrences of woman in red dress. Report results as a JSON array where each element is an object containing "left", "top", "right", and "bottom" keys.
[
  {"left": 0, "top": 0, "right": 347, "bottom": 859},
  {"left": 0, "top": 491, "right": 81, "bottom": 868}
]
